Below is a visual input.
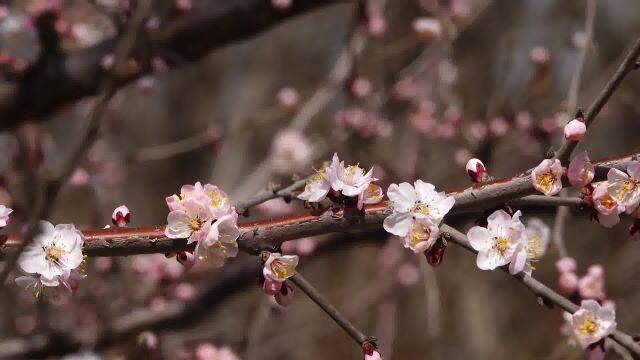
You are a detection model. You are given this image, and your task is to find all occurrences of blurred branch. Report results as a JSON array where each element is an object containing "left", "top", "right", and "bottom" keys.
[
  {"left": 132, "top": 132, "right": 217, "bottom": 162},
  {"left": 566, "top": 0, "right": 596, "bottom": 115},
  {"left": 439, "top": 224, "right": 640, "bottom": 357},
  {"left": 555, "top": 37, "right": 640, "bottom": 164},
  {"left": 2, "top": 151, "right": 637, "bottom": 259},
  {"left": 0, "top": 0, "right": 345, "bottom": 131},
  {"left": 0, "top": 0, "right": 153, "bottom": 286}
]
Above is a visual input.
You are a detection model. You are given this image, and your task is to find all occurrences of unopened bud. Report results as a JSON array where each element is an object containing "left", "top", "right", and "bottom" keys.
[
  {"left": 363, "top": 342, "right": 382, "bottom": 360},
  {"left": 111, "top": 205, "right": 130, "bottom": 227},
  {"left": 425, "top": 239, "right": 446, "bottom": 267},
  {"left": 555, "top": 256, "right": 577, "bottom": 274},
  {"left": 465, "top": 158, "right": 487, "bottom": 183},
  {"left": 563, "top": 118, "right": 586, "bottom": 141},
  {"left": 176, "top": 251, "right": 195, "bottom": 269},
  {"left": 412, "top": 17, "right": 442, "bottom": 40},
  {"left": 558, "top": 272, "right": 579, "bottom": 295},
  {"left": 274, "top": 281, "right": 294, "bottom": 306},
  {"left": 263, "top": 279, "right": 282, "bottom": 295},
  {"left": 137, "top": 331, "right": 158, "bottom": 350}
]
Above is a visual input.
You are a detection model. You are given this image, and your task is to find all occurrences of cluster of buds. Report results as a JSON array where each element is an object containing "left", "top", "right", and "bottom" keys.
[{"left": 259, "top": 252, "right": 298, "bottom": 307}]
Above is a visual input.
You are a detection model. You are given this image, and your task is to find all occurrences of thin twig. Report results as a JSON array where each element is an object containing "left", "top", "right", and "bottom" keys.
[
  {"left": 290, "top": 272, "right": 373, "bottom": 346},
  {"left": 440, "top": 224, "right": 640, "bottom": 357},
  {"left": 555, "top": 37, "right": 640, "bottom": 164},
  {"left": 0, "top": 0, "right": 152, "bottom": 286},
  {"left": 235, "top": 178, "right": 308, "bottom": 213},
  {"left": 511, "top": 195, "right": 588, "bottom": 208},
  {"left": 566, "top": 0, "right": 596, "bottom": 115}
]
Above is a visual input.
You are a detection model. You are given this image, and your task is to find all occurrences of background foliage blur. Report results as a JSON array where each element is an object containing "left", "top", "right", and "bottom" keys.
[{"left": 2, "top": 0, "right": 640, "bottom": 359}]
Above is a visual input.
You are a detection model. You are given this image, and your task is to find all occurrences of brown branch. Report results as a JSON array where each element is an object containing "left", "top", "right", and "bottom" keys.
[
  {"left": 1, "top": 151, "right": 636, "bottom": 260},
  {"left": 439, "top": 224, "right": 640, "bottom": 357},
  {"left": 0, "top": 0, "right": 153, "bottom": 286},
  {"left": 0, "top": 231, "right": 386, "bottom": 359},
  {"left": 290, "top": 271, "right": 373, "bottom": 346},
  {"left": 555, "top": 37, "right": 640, "bottom": 164},
  {"left": 511, "top": 195, "right": 588, "bottom": 208},
  {"left": 235, "top": 178, "right": 308, "bottom": 214},
  {"left": 0, "top": 0, "right": 344, "bottom": 131}
]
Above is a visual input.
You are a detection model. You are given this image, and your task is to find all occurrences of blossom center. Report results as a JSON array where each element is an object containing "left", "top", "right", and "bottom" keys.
[
  {"left": 44, "top": 245, "right": 65, "bottom": 262},
  {"left": 578, "top": 314, "right": 600, "bottom": 336},
  {"left": 411, "top": 203, "right": 430, "bottom": 216},
  {"left": 410, "top": 223, "right": 430, "bottom": 247},
  {"left": 599, "top": 193, "right": 616, "bottom": 209},
  {"left": 492, "top": 236, "right": 510, "bottom": 256},
  {"left": 189, "top": 216, "right": 206, "bottom": 232},
  {"left": 535, "top": 171, "right": 557, "bottom": 191},
  {"left": 271, "top": 259, "right": 296, "bottom": 279},
  {"left": 609, "top": 180, "right": 639, "bottom": 202},
  {"left": 207, "top": 189, "right": 227, "bottom": 208}
]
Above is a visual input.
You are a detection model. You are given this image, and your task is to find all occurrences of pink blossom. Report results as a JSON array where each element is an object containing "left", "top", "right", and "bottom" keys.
[
  {"left": 558, "top": 272, "right": 579, "bottom": 294},
  {"left": 69, "top": 168, "right": 90, "bottom": 186},
  {"left": 412, "top": 17, "right": 442, "bottom": 40},
  {"left": 564, "top": 118, "right": 587, "bottom": 141},
  {"left": 437, "top": 123, "right": 457, "bottom": 139},
  {"left": 363, "top": 342, "right": 382, "bottom": 360},
  {"left": 0, "top": 205, "right": 12, "bottom": 227},
  {"left": 272, "top": 0, "right": 292, "bottom": 9},
  {"left": 367, "top": 13, "right": 386, "bottom": 36},
  {"left": 112, "top": 205, "right": 130, "bottom": 227},
  {"left": 606, "top": 161, "right": 640, "bottom": 210},
  {"left": 277, "top": 87, "right": 300, "bottom": 110},
  {"left": 271, "top": 129, "right": 312, "bottom": 174},
  {"left": 392, "top": 77, "right": 419, "bottom": 100},
  {"left": 567, "top": 151, "right": 594, "bottom": 187},
  {"left": 396, "top": 263, "right": 420, "bottom": 287},
  {"left": 176, "top": 251, "right": 195, "bottom": 269},
  {"left": 556, "top": 256, "right": 577, "bottom": 273},
  {"left": 449, "top": 0, "right": 471, "bottom": 19},
  {"left": 465, "top": 158, "right": 486, "bottom": 183},
  {"left": 455, "top": 148, "right": 473, "bottom": 167},
  {"left": 539, "top": 116, "right": 559, "bottom": 133},
  {"left": 262, "top": 279, "right": 282, "bottom": 295},
  {"left": 174, "top": 282, "right": 196, "bottom": 301},
  {"left": 578, "top": 271, "right": 605, "bottom": 300},
  {"left": 351, "top": 77, "right": 372, "bottom": 98},
  {"left": 531, "top": 159, "right": 563, "bottom": 196},
  {"left": 571, "top": 300, "right": 616, "bottom": 348},
  {"left": 438, "top": 60, "right": 458, "bottom": 85},
  {"left": 274, "top": 281, "right": 294, "bottom": 306},
  {"left": 175, "top": 0, "right": 192, "bottom": 11},
  {"left": 409, "top": 112, "right": 436, "bottom": 135},
  {"left": 469, "top": 120, "right": 488, "bottom": 140},
  {"left": 592, "top": 182, "right": 624, "bottom": 228},
  {"left": 515, "top": 112, "right": 534, "bottom": 131},
  {"left": 529, "top": 46, "right": 551, "bottom": 65},
  {"left": 489, "top": 117, "right": 509, "bottom": 137}
]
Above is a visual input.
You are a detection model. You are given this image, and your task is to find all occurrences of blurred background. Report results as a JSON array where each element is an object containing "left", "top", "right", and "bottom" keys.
[{"left": 1, "top": 0, "right": 640, "bottom": 359}]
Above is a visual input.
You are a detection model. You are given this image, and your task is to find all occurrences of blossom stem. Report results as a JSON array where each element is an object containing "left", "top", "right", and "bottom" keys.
[
  {"left": 290, "top": 272, "right": 373, "bottom": 346},
  {"left": 440, "top": 224, "right": 640, "bottom": 357}
]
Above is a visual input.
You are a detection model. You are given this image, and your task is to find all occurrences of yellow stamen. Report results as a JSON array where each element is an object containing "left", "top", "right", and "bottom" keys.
[
  {"left": 579, "top": 314, "right": 600, "bottom": 336},
  {"left": 535, "top": 170, "right": 557, "bottom": 191},
  {"left": 271, "top": 259, "right": 296, "bottom": 279},
  {"left": 492, "top": 236, "right": 509, "bottom": 256}
]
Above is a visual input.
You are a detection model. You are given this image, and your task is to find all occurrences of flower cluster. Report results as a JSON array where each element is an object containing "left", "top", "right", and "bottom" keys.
[
  {"left": 298, "top": 153, "right": 383, "bottom": 210},
  {"left": 383, "top": 180, "right": 455, "bottom": 255},
  {"left": 16, "top": 221, "right": 86, "bottom": 296},
  {"left": 571, "top": 300, "right": 616, "bottom": 348},
  {"left": 467, "top": 210, "right": 550, "bottom": 275},
  {"left": 260, "top": 252, "right": 298, "bottom": 306},
  {"left": 165, "top": 182, "right": 240, "bottom": 267}
]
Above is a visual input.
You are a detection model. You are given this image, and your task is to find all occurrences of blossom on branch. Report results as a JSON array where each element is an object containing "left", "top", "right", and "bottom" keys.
[
  {"left": 111, "top": 205, "right": 130, "bottom": 227},
  {"left": 467, "top": 210, "right": 525, "bottom": 272},
  {"left": 571, "top": 300, "right": 616, "bottom": 348},
  {"left": 607, "top": 161, "right": 640, "bottom": 212},
  {"left": 532, "top": 159, "right": 563, "bottom": 196},
  {"left": 567, "top": 151, "right": 594, "bottom": 188},
  {"left": 298, "top": 153, "right": 383, "bottom": 209},
  {"left": 0, "top": 204, "right": 11, "bottom": 227},
  {"left": 509, "top": 218, "right": 551, "bottom": 275},
  {"left": 165, "top": 182, "right": 239, "bottom": 267},
  {"left": 592, "top": 182, "right": 624, "bottom": 228},
  {"left": 16, "top": 221, "right": 85, "bottom": 295},
  {"left": 384, "top": 180, "right": 454, "bottom": 237},
  {"left": 263, "top": 253, "right": 299, "bottom": 283}
]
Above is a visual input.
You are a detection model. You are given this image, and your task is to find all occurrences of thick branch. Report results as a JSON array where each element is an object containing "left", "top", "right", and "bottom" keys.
[
  {"left": 1, "top": 152, "right": 636, "bottom": 260},
  {"left": 439, "top": 224, "right": 640, "bottom": 357},
  {"left": 0, "top": 0, "right": 342, "bottom": 130}
]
